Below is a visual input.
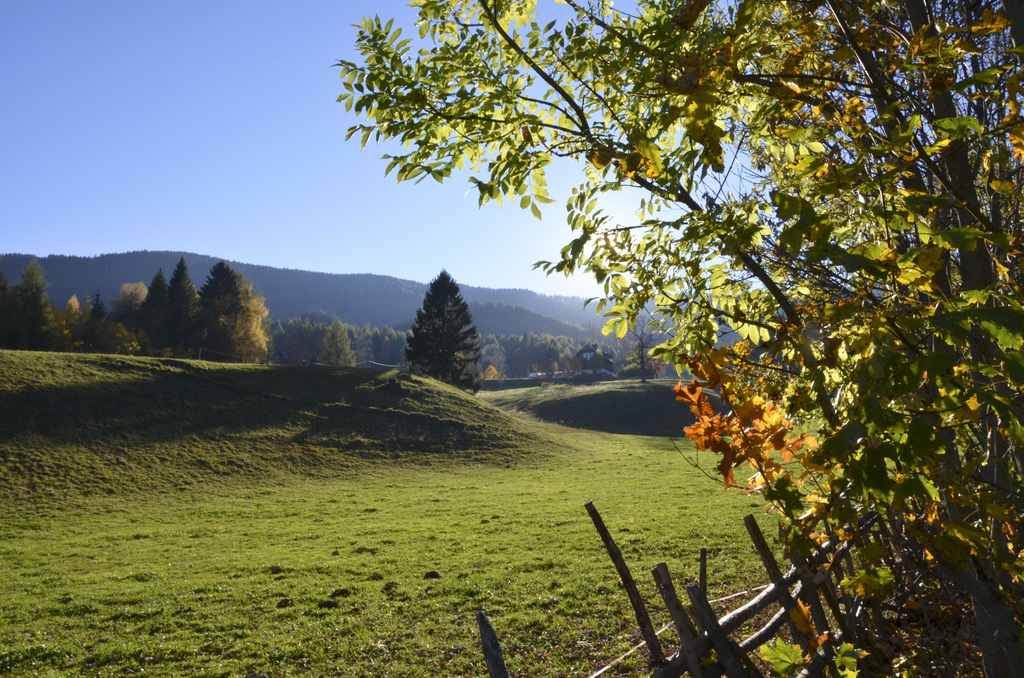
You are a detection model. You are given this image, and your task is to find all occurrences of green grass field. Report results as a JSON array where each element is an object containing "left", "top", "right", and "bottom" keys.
[{"left": 1, "top": 351, "right": 775, "bottom": 677}]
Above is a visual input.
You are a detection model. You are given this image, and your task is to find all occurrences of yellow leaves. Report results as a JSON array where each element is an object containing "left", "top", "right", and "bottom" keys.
[
  {"left": 734, "top": 395, "right": 766, "bottom": 426},
  {"left": 990, "top": 179, "right": 1017, "bottom": 196},
  {"left": 841, "top": 568, "right": 895, "bottom": 599},
  {"left": 986, "top": 502, "right": 1013, "bottom": 521},
  {"left": 789, "top": 600, "right": 814, "bottom": 634},
  {"left": 807, "top": 532, "right": 830, "bottom": 547},
  {"left": 845, "top": 97, "right": 867, "bottom": 117},
  {"left": 914, "top": 247, "right": 945, "bottom": 274},
  {"left": 670, "top": 0, "right": 714, "bottom": 30},
  {"left": 774, "top": 81, "right": 803, "bottom": 99},
  {"left": 680, "top": 93, "right": 726, "bottom": 173},
  {"left": 633, "top": 137, "right": 665, "bottom": 178},
  {"left": 970, "top": 8, "right": 1011, "bottom": 36},
  {"left": 952, "top": 393, "right": 981, "bottom": 423},
  {"left": 656, "top": 70, "right": 702, "bottom": 95},
  {"left": 798, "top": 493, "right": 830, "bottom": 522},
  {"left": 599, "top": 135, "right": 665, "bottom": 180},
  {"left": 1009, "top": 126, "right": 1024, "bottom": 161},
  {"left": 586, "top": 145, "right": 616, "bottom": 170},
  {"left": 893, "top": 247, "right": 945, "bottom": 293}
]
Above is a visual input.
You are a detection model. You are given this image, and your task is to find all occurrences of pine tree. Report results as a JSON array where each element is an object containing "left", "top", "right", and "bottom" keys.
[
  {"left": 165, "top": 257, "right": 200, "bottom": 354},
  {"left": 141, "top": 269, "right": 169, "bottom": 349},
  {"left": 198, "top": 261, "right": 267, "bottom": 362},
  {"left": 405, "top": 270, "right": 481, "bottom": 392},
  {"left": 89, "top": 291, "right": 106, "bottom": 321},
  {"left": 198, "top": 261, "right": 244, "bottom": 359},
  {"left": 15, "top": 258, "right": 56, "bottom": 350},
  {"left": 323, "top": 319, "right": 356, "bottom": 367}
]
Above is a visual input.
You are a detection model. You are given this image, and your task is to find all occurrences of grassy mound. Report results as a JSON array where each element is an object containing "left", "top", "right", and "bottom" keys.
[
  {"left": 0, "top": 350, "right": 558, "bottom": 505},
  {"left": 479, "top": 379, "right": 713, "bottom": 436}
]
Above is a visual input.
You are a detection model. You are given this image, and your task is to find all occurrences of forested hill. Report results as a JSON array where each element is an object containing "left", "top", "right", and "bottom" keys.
[{"left": 0, "top": 252, "right": 599, "bottom": 337}]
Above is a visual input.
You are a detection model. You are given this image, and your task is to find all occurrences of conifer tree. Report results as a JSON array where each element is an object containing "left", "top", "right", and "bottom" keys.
[
  {"left": 405, "top": 270, "right": 481, "bottom": 392},
  {"left": 14, "top": 258, "right": 56, "bottom": 350},
  {"left": 165, "top": 257, "right": 200, "bottom": 354},
  {"left": 198, "top": 261, "right": 268, "bottom": 362},
  {"left": 89, "top": 291, "right": 106, "bottom": 322},
  {"left": 198, "top": 261, "right": 244, "bottom": 359},
  {"left": 141, "top": 269, "right": 169, "bottom": 349}
]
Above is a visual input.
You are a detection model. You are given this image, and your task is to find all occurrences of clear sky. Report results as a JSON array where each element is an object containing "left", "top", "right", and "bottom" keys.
[{"left": 1, "top": 2, "right": 616, "bottom": 298}]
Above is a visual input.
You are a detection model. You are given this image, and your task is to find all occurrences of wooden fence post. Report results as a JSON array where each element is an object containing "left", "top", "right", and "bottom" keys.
[
  {"left": 652, "top": 562, "right": 705, "bottom": 678},
  {"left": 585, "top": 500, "right": 667, "bottom": 665},
  {"left": 685, "top": 584, "right": 757, "bottom": 678},
  {"left": 744, "top": 519, "right": 823, "bottom": 654},
  {"left": 699, "top": 548, "right": 708, "bottom": 594},
  {"left": 476, "top": 611, "right": 510, "bottom": 678}
]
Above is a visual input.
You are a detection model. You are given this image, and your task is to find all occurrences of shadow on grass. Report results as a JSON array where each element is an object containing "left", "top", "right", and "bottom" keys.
[
  {"left": 0, "top": 360, "right": 385, "bottom": 446},
  {"left": 485, "top": 381, "right": 724, "bottom": 437},
  {"left": 1, "top": 353, "right": 551, "bottom": 504}
]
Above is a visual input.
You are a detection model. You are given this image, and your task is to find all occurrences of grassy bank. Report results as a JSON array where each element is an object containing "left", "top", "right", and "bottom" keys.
[
  {"left": 478, "top": 379, "right": 712, "bottom": 437},
  {"left": 0, "top": 350, "right": 554, "bottom": 505}
]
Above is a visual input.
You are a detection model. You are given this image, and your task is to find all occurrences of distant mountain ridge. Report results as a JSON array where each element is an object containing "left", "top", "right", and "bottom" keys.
[{"left": 0, "top": 251, "right": 601, "bottom": 338}]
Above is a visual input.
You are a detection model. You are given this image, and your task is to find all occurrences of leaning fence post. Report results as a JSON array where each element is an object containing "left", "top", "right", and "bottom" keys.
[
  {"left": 476, "top": 611, "right": 510, "bottom": 678},
  {"left": 744, "top": 514, "right": 827, "bottom": 673},
  {"left": 685, "top": 584, "right": 754, "bottom": 678},
  {"left": 585, "top": 500, "right": 667, "bottom": 665},
  {"left": 652, "top": 562, "right": 705, "bottom": 678}
]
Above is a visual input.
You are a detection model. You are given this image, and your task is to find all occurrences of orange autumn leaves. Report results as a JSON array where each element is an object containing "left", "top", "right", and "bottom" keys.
[{"left": 674, "top": 346, "right": 816, "bottom": 490}]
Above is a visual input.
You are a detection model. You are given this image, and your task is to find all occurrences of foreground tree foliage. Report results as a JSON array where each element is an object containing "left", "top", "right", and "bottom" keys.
[
  {"left": 405, "top": 270, "right": 482, "bottom": 391},
  {"left": 342, "top": 0, "right": 1024, "bottom": 672}
]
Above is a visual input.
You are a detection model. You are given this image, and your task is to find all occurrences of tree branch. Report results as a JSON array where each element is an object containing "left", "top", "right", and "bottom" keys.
[{"left": 477, "top": 0, "right": 593, "bottom": 141}]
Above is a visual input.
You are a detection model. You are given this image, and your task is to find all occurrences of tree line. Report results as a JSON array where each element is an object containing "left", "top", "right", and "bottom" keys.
[
  {"left": 0, "top": 256, "right": 274, "bottom": 361},
  {"left": 0, "top": 257, "right": 634, "bottom": 375}
]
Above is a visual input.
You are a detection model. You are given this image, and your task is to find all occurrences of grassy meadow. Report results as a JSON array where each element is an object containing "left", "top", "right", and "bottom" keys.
[{"left": 1, "top": 351, "right": 776, "bottom": 677}]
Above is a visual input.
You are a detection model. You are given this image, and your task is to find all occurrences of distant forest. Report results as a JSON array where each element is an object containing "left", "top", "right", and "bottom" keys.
[
  {"left": 0, "top": 253, "right": 631, "bottom": 378},
  {"left": 0, "top": 252, "right": 598, "bottom": 336}
]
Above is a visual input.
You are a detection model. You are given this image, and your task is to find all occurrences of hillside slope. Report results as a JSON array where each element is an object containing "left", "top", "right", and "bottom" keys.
[
  {"left": 0, "top": 251, "right": 597, "bottom": 336},
  {"left": 479, "top": 380, "right": 712, "bottom": 437},
  {"left": 0, "top": 350, "right": 560, "bottom": 505}
]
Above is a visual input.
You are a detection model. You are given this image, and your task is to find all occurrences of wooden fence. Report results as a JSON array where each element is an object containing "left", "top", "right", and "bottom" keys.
[{"left": 477, "top": 501, "right": 892, "bottom": 678}]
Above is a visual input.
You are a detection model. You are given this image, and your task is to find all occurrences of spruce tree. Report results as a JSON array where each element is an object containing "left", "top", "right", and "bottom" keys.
[
  {"left": 165, "top": 257, "right": 200, "bottom": 353},
  {"left": 141, "top": 268, "right": 169, "bottom": 349},
  {"left": 89, "top": 291, "right": 106, "bottom": 321},
  {"left": 15, "top": 258, "right": 56, "bottom": 350},
  {"left": 198, "top": 260, "right": 244, "bottom": 360},
  {"left": 198, "top": 261, "right": 266, "bottom": 362},
  {"left": 404, "top": 270, "right": 481, "bottom": 392}
]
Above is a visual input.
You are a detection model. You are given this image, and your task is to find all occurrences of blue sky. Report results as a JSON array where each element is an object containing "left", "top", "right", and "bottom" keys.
[{"left": 1, "top": 2, "right": 617, "bottom": 298}]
